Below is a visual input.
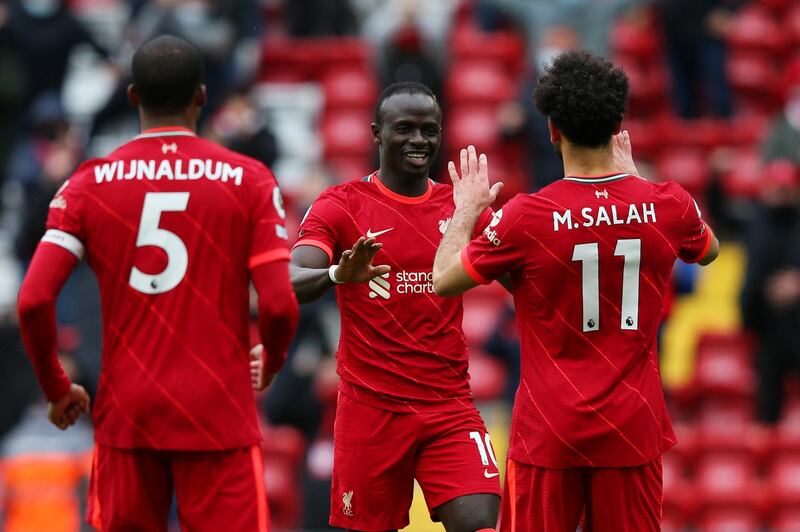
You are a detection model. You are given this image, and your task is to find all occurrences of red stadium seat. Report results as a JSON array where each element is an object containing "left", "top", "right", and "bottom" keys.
[
  {"left": 322, "top": 69, "right": 378, "bottom": 109},
  {"left": 720, "top": 149, "right": 762, "bottom": 198},
  {"left": 698, "top": 509, "right": 762, "bottom": 532},
  {"left": 727, "top": 7, "right": 788, "bottom": 55},
  {"left": 726, "top": 114, "right": 770, "bottom": 147},
  {"left": 446, "top": 108, "right": 502, "bottom": 155},
  {"left": 462, "top": 290, "right": 505, "bottom": 345},
  {"left": 468, "top": 349, "right": 507, "bottom": 401},
  {"left": 727, "top": 53, "right": 781, "bottom": 112},
  {"left": 757, "top": 0, "right": 794, "bottom": 14},
  {"left": 773, "top": 509, "right": 800, "bottom": 532},
  {"left": 326, "top": 155, "right": 373, "bottom": 184},
  {"left": 620, "top": 118, "right": 661, "bottom": 160},
  {"left": 770, "top": 454, "right": 800, "bottom": 507},
  {"left": 446, "top": 62, "right": 516, "bottom": 106},
  {"left": 655, "top": 149, "right": 710, "bottom": 195},
  {"left": 449, "top": 29, "right": 526, "bottom": 77},
  {"left": 260, "top": 39, "right": 314, "bottom": 82},
  {"left": 693, "top": 338, "right": 755, "bottom": 399},
  {"left": 776, "top": 399, "right": 800, "bottom": 453},
  {"left": 321, "top": 110, "right": 374, "bottom": 158},
  {"left": 695, "top": 454, "right": 759, "bottom": 507},
  {"left": 787, "top": 5, "right": 800, "bottom": 47},
  {"left": 610, "top": 19, "right": 660, "bottom": 60}
]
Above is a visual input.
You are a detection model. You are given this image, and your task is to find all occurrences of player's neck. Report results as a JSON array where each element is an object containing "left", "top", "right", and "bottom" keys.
[
  {"left": 376, "top": 168, "right": 430, "bottom": 197},
  {"left": 138, "top": 112, "right": 198, "bottom": 135},
  {"left": 561, "top": 142, "right": 617, "bottom": 177}
]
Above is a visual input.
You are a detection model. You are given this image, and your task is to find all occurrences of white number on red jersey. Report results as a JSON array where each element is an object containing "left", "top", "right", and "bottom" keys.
[{"left": 129, "top": 192, "right": 190, "bottom": 294}]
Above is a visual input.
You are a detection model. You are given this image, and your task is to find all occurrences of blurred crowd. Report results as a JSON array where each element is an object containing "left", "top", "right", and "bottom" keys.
[{"left": 0, "top": 0, "right": 799, "bottom": 530}]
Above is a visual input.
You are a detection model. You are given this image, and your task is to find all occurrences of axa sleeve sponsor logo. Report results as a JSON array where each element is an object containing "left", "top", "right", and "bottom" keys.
[
  {"left": 367, "top": 271, "right": 436, "bottom": 299},
  {"left": 483, "top": 209, "right": 503, "bottom": 246}
]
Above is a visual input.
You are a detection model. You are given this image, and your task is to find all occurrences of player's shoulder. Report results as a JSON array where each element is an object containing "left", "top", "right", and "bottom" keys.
[
  {"left": 202, "top": 140, "right": 277, "bottom": 183},
  {"left": 316, "top": 174, "right": 375, "bottom": 202},
  {"left": 649, "top": 178, "right": 694, "bottom": 207}
]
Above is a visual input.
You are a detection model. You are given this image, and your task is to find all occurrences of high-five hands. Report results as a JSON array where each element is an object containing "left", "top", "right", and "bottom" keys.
[
  {"left": 448, "top": 145, "right": 503, "bottom": 213},
  {"left": 48, "top": 384, "right": 90, "bottom": 430},
  {"left": 331, "top": 237, "right": 391, "bottom": 283}
]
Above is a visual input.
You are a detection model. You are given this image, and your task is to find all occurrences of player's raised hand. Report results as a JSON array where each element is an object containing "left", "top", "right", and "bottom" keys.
[
  {"left": 250, "top": 344, "right": 276, "bottom": 391},
  {"left": 48, "top": 383, "right": 90, "bottom": 430},
  {"left": 612, "top": 129, "right": 639, "bottom": 176},
  {"left": 449, "top": 145, "right": 503, "bottom": 213},
  {"left": 332, "top": 237, "right": 391, "bottom": 283}
]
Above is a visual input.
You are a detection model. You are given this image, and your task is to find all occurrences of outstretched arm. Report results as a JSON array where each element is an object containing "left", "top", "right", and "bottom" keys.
[
  {"left": 291, "top": 237, "right": 390, "bottom": 303},
  {"left": 434, "top": 146, "right": 503, "bottom": 296}
]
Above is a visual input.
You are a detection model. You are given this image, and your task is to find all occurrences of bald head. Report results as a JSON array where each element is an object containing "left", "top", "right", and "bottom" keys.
[{"left": 131, "top": 35, "right": 204, "bottom": 116}]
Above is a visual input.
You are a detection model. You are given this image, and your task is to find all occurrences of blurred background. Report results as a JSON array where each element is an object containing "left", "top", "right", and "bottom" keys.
[{"left": 0, "top": 0, "right": 798, "bottom": 530}]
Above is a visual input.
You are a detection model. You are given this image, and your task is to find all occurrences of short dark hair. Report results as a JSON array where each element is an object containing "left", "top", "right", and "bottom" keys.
[
  {"left": 132, "top": 35, "right": 204, "bottom": 115},
  {"left": 374, "top": 82, "right": 438, "bottom": 125},
  {"left": 534, "top": 50, "right": 628, "bottom": 148}
]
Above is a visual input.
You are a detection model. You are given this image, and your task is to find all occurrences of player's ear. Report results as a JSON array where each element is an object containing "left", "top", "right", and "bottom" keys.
[
  {"left": 371, "top": 122, "right": 381, "bottom": 144},
  {"left": 195, "top": 85, "right": 207, "bottom": 108},
  {"left": 547, "top": 117, "right": 561, "bottom": 144},
  {"left": 127, "top": 84, "right": 139, "bottom": 108}
]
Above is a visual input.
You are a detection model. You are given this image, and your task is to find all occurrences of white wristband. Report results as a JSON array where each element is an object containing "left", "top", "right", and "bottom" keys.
[{"left": 328, "top": 265, "right": 345, "bottom": 284}]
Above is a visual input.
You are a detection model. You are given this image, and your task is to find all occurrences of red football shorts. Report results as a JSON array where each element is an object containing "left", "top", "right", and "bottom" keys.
[
  {"left": 86, "top": 444, "right": 270, "bottom": 532},
  {"left": 499, "top": 456, "right": 662, "bottom": 532},
  {"left": 330, "top": 392, "right": 502, "bottom": 530}
]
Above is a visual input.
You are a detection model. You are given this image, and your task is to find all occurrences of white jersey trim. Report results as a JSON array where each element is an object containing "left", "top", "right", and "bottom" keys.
[
  {"left": 41, "top": 229, "right": 85, "bottom": 259},
  {"left": 564, "top": 173, "right": 630, "bottom": 184},
  {"left": 134, "top": 131, "right": 196, "bottom": 140}
]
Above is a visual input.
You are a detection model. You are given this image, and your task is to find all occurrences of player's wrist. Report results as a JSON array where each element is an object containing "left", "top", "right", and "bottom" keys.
[{"left": 328, "top": 265, "right": 345, "bottom": 284}]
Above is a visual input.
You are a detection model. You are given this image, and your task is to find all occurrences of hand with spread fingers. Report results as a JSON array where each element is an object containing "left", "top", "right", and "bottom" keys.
[
  {"left": 449, "top": 145, "right": 503, "bottom": 214},
  {"left": 48, "top": 384, "right": 90, "bottom": 430},
  {"left": 332, "top": 236, "right": 391, "bottom": 283},
  {"left": 612, "top": 129, "right": 639, "bottom": 177}
]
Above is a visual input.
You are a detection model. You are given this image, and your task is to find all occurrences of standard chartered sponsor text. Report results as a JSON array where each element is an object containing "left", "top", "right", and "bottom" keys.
[
  {"left": 396, "top": 271, "right": 435, "bottom": 295},
  {"left": 94, "top": 159, "right": 244, "bottom": 186}
]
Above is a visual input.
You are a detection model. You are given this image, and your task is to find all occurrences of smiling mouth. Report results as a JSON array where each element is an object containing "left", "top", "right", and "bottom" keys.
[{"left": 404, "top": 152, "right": 429, "bottom": 163}]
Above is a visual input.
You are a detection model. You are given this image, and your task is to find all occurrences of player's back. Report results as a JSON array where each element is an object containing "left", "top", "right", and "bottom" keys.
[
  {"left": 47, "top": 128, "right": 284, "bottom": 450},
  {"left": 494, "top": 173, "right": 711, "bottom": 467}
]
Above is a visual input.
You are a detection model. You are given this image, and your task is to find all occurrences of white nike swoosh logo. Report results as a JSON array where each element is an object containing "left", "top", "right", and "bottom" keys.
[
  {"left": 484, "top": 469, "right": 499, "bottom": 478},
  {"left": 366, "top": 228, "right": 394, "bottom": 238}
]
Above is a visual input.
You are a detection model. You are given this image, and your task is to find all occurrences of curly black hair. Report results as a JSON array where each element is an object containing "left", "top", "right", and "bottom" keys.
[{"left": 534, "top": 50, "right": 628, "bottom": 148}]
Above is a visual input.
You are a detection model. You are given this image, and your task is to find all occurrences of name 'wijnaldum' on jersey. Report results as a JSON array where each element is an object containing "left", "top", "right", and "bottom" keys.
[{"left": 94, "top": 159, "right": 245, "bottom": 186}]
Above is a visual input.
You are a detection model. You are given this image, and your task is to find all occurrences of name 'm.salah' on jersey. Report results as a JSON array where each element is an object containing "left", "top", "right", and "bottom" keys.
[
  {"left": 294, "top": 173, "right": 492, "bottom": 413},
  {"left": 43, "top": 127, "right": 289, "bottom": 450},
  {"left": 463, "top": 173, "right": 713, "bottom": 468}
]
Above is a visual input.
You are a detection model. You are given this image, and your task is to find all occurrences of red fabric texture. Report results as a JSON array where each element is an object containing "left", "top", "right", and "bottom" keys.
[{"left": 17, "top": 243, "right": 79, "bottom": 402}]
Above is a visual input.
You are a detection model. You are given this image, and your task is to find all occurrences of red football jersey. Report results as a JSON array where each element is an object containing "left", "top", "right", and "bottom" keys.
[
  {"left": 294, "top": 173, "right": 491, "bottom": 412},
  {"left": 43, "top": 127, "right": 290, "bottom": 450},
  {"left": 462, "top": 173, "right": 713, "bottom": 468}
]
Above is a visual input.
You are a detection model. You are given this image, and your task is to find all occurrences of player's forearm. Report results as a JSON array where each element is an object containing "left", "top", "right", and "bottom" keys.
[
  {"left": 290, "top": 263, "right": 335, "bottom": 303},
  {"left": 433, "top": 206, "right": 481, "bottom": 294},
  {"left": 17, "top": 245, "right": 77, "bottom": 402},
  {"left": 259, "top": 296, "right": 299, "bottom": 374}
]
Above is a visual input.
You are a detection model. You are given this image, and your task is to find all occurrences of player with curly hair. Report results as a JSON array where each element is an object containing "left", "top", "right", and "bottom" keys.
[{"left": 433, "top": 50, "right": 719, "bottom": 530}]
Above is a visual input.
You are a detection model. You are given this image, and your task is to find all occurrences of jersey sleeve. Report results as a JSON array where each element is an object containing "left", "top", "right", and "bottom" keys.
[
  {"left": 43, "top": 174, "right": 87, "bottom": 259},
  {"left": 472, "top": 207, "right": 494, "bottom": 239},
  {"left": 462, "top": 194, "right": 528, "bottom": 284},
  {"left": 249, "top": 166, "right": 291, "bottom": 270},
  {"left": 673, "top": 184, "right": 713, "bottom": 263},
  {"left": 292, "top": 188, "right": 349, "bottom": 264}
]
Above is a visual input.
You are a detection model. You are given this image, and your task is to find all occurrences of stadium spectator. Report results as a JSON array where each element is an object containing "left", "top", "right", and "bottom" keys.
[
  {"left": 16, "top": 36, "right": 298, "bottom": 530},
  {"left": 761, "top": 69, "right": 800, "bottom": 165},
  {"left": 285, "top": 0, "right": 357, "bottom": 37},
  {"left": 740, "top": 162, "right": 800, "bottom": 424},
  {"left": 1, "top": 0, "right": 111, "bottom": 112},
  {"left": 658, "top": 0, "right": 744, "bottom": 118},
  {"left": 433, "top": 51, "right": 719, "bottom": 530},
  {"left": 378, "top": 22, "right": 443, "bottom": 101},
  {"left": 283, "top": 81, "right": 502, "bottom": 531}
]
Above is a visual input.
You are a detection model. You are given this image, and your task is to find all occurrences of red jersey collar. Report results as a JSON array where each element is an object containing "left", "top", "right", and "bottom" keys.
[
  {"left": 369, "top": 172, "right": 433, "bottom": 204},
  {"left": 135, "top": 126, "right": 196, "bottom": 139}
]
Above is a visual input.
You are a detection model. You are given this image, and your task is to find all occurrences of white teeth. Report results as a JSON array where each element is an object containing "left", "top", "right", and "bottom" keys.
[{"left": 406, "top": 153, "right": 426, "bottom": 159}]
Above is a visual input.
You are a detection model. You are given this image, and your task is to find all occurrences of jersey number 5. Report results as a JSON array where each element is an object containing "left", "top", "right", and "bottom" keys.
[
  {"left": 129, "top": 192, "right": 190, "bottom": 294},
  {"left": 572, "top": 239, "right": 641, "bottom": 332}
]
